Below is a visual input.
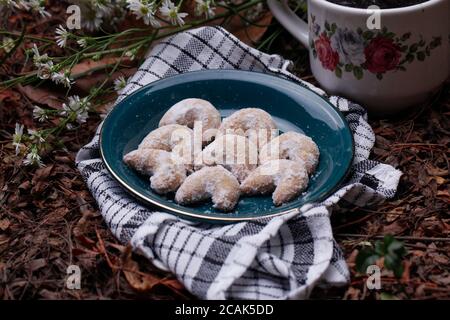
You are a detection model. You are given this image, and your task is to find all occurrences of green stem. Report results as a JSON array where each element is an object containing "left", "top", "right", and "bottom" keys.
[
  {"left": 0, "top": 31, "right": 55, "bottom": 43},
  {"left": 0, "top": 27, "right": 25, "bottom": 66},
  {"left": 0, "top": 0, "right": 265, "bottom": 89}
]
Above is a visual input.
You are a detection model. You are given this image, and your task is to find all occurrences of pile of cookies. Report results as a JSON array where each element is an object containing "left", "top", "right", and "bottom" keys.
[{"left": 123, "top": 98, "right": 320, "bottom": 212}]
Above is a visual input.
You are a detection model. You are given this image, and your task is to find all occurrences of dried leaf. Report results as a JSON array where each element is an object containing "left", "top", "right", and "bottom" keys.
[
  {"left": 71, "top": 57, "right": 133, "bottom": 75},
  {"left": 161, "top": 278, "right": 185, "bottom": 291},
  {"left": 0, "top": 219, "right": 11, "bottom": 231},
  {"left": 74, "top": 68, "right": 137, "bottom": 93},
  {"left": 401, "top": 260, "right": 411, "bottom": 283},
  {"left": 0, "top": 89, "right": 21, "bottom": 102},
  {"left": 430, "top": 275, "right": 450, "bottom": 286},
  {"left": 344, "top": 287, "right": 361, "bottom": 300},
  {"left": 426, "top": 164, "right": 448, "bottom": 176},
  {"left": 383, "top": 220, "right": 407, "bottom": 235},
  {"left": 18, "top": 85, "right": 64, "bottom": 109},
  {"left": 183, "top": 1, "right": 272, "bottom": 45},
  {"left": 31, "top": 165, "right": 54, "bottom": 194},
  {"left": 122, "top": 247, "right": 160, "bottom": 292},
  {"left": 227, "top": 11, "right": 273, "bottom": 45},
  {"left": 39, "top": 289, "right": 61, "bottom": 299},
  {"left": 27, "top": 258, "right": 47, "bottom": 272}
]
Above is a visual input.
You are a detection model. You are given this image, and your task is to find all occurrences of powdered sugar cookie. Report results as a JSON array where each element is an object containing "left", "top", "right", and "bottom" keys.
[
  {"left": 175, "top": 166, "right": 240, "bottom": 211},
  {"left": 159, "top": 98, "right": 221, "bottom": 143},
  {"left": 123, "top": 149, "right": 186, "bottom": 194},
  {"left": 217, "top": 108, "right": 278, "bottom": 148},
  {"left": 139, "top": 124, "right": 194, "bottom": 172},
  {"left": 259, "top": 131, "right": 320, "bottom": 175},
  {"left": 139, "top": 124, "right": 193, "bottom": 151},
  {"left": 240, "top": 159, "right": 309, "bottom": 206},
  {"left": 194, "top": 134, "right": 258, "bottom": 182}
]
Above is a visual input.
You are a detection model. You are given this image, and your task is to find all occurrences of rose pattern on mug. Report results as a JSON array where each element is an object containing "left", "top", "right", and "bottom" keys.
[{"left": 309, "top": 14, "right": 442, "bottom": 80}]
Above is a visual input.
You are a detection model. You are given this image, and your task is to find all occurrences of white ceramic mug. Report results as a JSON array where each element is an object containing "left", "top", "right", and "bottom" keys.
[{"left": 268, "top": 0, "right": 449, "bottom": 114}]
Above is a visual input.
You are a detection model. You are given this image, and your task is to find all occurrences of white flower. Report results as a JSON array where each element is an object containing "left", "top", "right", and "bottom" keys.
[
  {"left": 2, "top": 37, "right": 15, "bottom": 53},
  {"left": 92, "top": 0, "right": 114, "bottom": 16},
  {"left": 195, "top": 0, "right": 215, "bottom": 19},
  {"left": 31, "top": 43, "right": 55, "bottom": 79},
  {"left": 23, "top": 146, "right": 44, "bottom": 167},
  {"left": 20, "top": 0, "right": 51, "bottom": 18},
  {"left": 36, "top": 63, "right": 53, "bottom": 80},
  {"left": 27, "top": 129, "right": 45, "bottom": 143},
  {"left": 68, "top": 0, "right": 126, "bottom": 31},
  {"left": 12, "top": 123, "right": 24, "bottom": 155},
  {"left": 32, "top": 105, "right": 48, "bottom": 122},
  {"left": 331, "top": 28, "right": 366, "bottom": 66},
  {"left": 55, "top": 25, "right": 70, "bottom": 48},
  {"left": 159, "top": 0, "right": 188, "bottom": 26},
  {"left": 114, "top": 76, "right": 127, "bottom": 93},
  {"left": 125, "top": 50, "right": 136, "bottom": 61},
  {"left": 61, "top": 95, "right": 91, "bottom": 125},
  {"left": 82, "top": 11, "right": 103, "bottom": 31},
  {"left": 77, "top": 38, "right": 88, "bottom": 48},
  {"left": 31, "top": 44, "right": 51, "bottom": 67},
  {"left": 246, "top": 2, "right": 264, "bottom": 21},
  {"left": 0, "top": 0, "right": 18, "bottom": 10},
  {"left": 51, "top": 71, "right": 72, "bottom": 88},
  {"left": 127, "top": 0, "right": 161, "bottom": 27}
]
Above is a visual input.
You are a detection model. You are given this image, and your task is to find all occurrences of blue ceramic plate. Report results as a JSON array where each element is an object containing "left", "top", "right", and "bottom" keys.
[{"left": 100, "top": 70, "right": 354, "bottom": 223}]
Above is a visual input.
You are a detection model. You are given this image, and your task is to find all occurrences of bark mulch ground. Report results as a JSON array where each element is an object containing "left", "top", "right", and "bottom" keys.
[{"left": 0, "top": 8, "right": 449, "bottom": 300}]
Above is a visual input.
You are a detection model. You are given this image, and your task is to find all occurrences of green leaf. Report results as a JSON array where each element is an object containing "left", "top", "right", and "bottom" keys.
[
  {"left": 325, "top": 21, "right": 330, "bottom": 31},
  {"left": 410, "top": 43, "right": 419, "bottom": 53},
  {"left": 406, "top": 53, "right": 414, "bottom": 63},
  {"left": 384, "top": 254, "right": 404, "bottom": 278},
  {"left": 355, "top": 246, "right": 379, "bottom": 273},
  {"left": 357, "top": 27, "right": 363, "bottom": 35},
  {"left": 353, "top": 66, "right": 363, "bottom": 80},
  {"left": 335, "top": 66, "right": 342, "bottom": 78},
  {"left": 400, "top": 45, "right": 408, "bottom": 52},
  {"left": 363, "top": 30, "right": 374, "bottom": 40},
  {"left": 345, "top": 64, "right": 353, "bottom": 72},
  {"left": 331, "top": 23, "right": 337, "bottom": 34},
  {"left": 401, "top": 32, "right": 411, "bottom": 41},
  {"left": 387, "top": 32, "right": 395, "bottom": 39},
  {"left": 430, "top": 37, "right": 442, "bottom": 49},
  {"left": 387, "top": 238, "right": 407, "bottom": 258},
  {"left": 417, "top": 51, "right": 426, "bottom": 61},
  {"left": 375, "top": 238, "right": 386, "bottom": 255},
  {"left": 356, "top": 236, "right": 406, "bottom": 278},
  {"left": 376, "top": 73, "right": 383, "bottom": 80}
]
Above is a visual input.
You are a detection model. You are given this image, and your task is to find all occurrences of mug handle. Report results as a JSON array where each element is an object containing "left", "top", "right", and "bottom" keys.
[{"left": 267, "top": 0, "right": 309, "bottom": 47}]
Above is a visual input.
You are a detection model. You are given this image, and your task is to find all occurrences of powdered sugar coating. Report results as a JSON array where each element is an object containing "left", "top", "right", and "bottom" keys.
[
  {"left": 123, "top": 149, "right": 186, "bottom": 194},
  {"left": 240, "top": 159, "right": 309, "bottom": 206},
  {"left": 259, "top": 131, "right": 320, "bottom": 175},
  {"left": 194, "top": 134, "right": 258, "bottom": 182},
  {"left": 217, "top": 108, "right": 278, "bottom": 149},
  {"left": 139, "top": 124, "right": 193, "bottom": 151},
  {"left": 175, "top": 166, "right": 240, "bottom": 211},
  {"left": 159, "top": 98, "right": 221, "bottom": 143},
  {"left": 139, "top": 124, "right": 195, "bottom": 173}
]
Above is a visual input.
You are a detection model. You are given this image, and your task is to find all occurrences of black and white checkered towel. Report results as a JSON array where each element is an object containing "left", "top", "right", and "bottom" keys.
[{"left": 76, "top": 26, "right": 402, "bottom": 299}]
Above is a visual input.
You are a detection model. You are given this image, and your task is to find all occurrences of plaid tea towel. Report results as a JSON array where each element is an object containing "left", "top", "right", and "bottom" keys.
[{"left": 76, "top": 26, "right": 402, "bottom": 299}]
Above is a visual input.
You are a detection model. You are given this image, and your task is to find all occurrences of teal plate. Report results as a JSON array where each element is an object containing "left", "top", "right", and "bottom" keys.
[{"left": 100, "top": 70, "right": 354, "bottom": 223}]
